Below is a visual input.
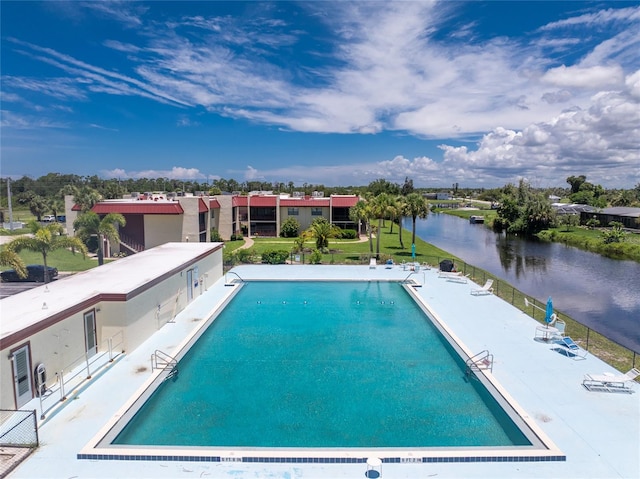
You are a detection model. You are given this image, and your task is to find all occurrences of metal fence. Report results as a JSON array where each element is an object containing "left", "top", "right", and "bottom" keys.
[
  {"left": 225, "top": 251, "right": 638, "bottom": 372},
  {"left": 0, "top": 409, "right": 38, "bottom": 448}
]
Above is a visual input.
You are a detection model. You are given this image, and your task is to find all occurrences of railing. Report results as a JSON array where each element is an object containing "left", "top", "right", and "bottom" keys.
[
  {"left": 225, "top": 271, "right": 245, "bottom": 283},
  {"left": 118, "top": 232, "right": 144, "bottom": 253},
  {"left": 224, "top": 251, "right": 638, "bottom": 373},
  {"left": 151, "top": 350, "right": 178, "bottom": 381},
  {"left": 466, "top": 350, "right": 494, "bottom": 377},
  {"left": 36, "top": 330, "right": 125, "bottom": 421}
]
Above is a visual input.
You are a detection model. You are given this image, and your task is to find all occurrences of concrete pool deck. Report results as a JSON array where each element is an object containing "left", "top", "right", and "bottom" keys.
[{"left": 7, "top": 265, "right": 639, "bottom": 479}]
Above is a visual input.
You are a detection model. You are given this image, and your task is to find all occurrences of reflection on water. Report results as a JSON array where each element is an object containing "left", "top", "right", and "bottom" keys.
[
  {"left": 409, "top": 213, "right": 640, "bottom": 352},
  {"left": 495, "top": 235, "right": 549, "bottom": 278}
]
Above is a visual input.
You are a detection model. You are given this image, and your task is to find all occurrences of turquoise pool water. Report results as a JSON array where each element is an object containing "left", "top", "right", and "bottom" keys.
[{"left": 113, "top": 281, "right": 530, "bottom": 448}]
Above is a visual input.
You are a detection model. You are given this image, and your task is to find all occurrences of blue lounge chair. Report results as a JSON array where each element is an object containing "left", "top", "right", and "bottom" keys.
[{"left": 553, "top": 336, "right": 587, "bottom": 360}]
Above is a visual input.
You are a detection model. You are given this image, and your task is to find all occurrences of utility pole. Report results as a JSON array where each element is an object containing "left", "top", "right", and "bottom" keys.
[{"left": 7, "top": 178, "right": 14, "bottom": 231}]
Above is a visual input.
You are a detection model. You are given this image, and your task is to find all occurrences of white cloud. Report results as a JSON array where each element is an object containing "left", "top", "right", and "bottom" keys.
[
  {"left": 101, "top": 167, "right": 207, "bottom": 180},
  {"left": 4, "top": 2, "right": 640, "bottom": 187},
  {"left": 541, "top": 65, "right": 624, "bottom": 89},
  {"left": 244, "top": 166, "right": 260, "bottom": 181},
  {"left": 539, "top": 6, "right": 640, "bottom": 30}
]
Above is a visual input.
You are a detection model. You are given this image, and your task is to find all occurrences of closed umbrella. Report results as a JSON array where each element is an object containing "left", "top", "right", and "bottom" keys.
[
  {"left": 545, "top": 296, "right": 554, "bottom": 327},
  {"left": 411, "top": 243, "right": 416, "bottom": 261}
]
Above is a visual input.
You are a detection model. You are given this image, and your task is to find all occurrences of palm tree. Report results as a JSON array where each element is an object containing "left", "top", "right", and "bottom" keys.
[
  {"left": 349, "top": 200, "right": 374, "bottom": 253},
  {"left": 370, "top": 193, "right": 392, "bottom": 259},
  {"left": 0, "top": 249, "right": 27, "bottom": 278},
  {"left": 405, "top": 193, "right": 429, "bottom": 246},
  {"left": 524, "top": 193, "right": 556, "bottom": 235},
  {"left": 396, "top": 195, "right": 407, "bottom": 250},
  {"left": 387, "top": 196, "right": 399, "bottom": 234},
  {"left": 5, "top": 221, "right": 87, "bottom": 283},
  {"left": 73, "top": 186, "right": 102, "bottom": 213},
  {"left": 25, "top": 193, "right": 48, "bottom": 221},
  {"left": 303, "top": 218, "right": 340, "bottom": 251},
  {"left": 47, "top": 197, "right": 65, "bottom": 220},
  {"left": 74, "top": 212, "right": 126, "bottom": 266}
]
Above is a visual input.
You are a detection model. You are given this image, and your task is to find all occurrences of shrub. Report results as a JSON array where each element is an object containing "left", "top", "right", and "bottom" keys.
[
  {"left": 210, "top": 229, "right": 223, "bottom": 242},
  {"left": 235, "top": 248, "right": 255, "bottom": 263},
  {"left": 292, "top": 236, "right": 305, "bottom": 253},
  {"left": 310, "top": 249, "right": 323, "bottom": 264},
  {"left": 261, "top": 249, "right": 289, "bottom": 264},
  {"left": 280, "top": 218, "right": 300, "bottom": 238},
  {"left": 340, "top": 229, "right": 358, "bottom": 239},
  {"left": 230, "top": 233, "right": 244, "bottom": 241}
]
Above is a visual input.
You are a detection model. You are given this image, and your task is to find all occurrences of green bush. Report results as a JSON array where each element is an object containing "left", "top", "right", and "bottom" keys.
[
  {"left": 261, "top": 249, "right": 289, "bottom": 264},
  {"left": 210, "top": 229, "right": 223, "bottom": 242},
  {"left": 84, "top": 235, "right": 98, "bottom": 253},
  {"left": 235, "top": 248, "right": 255, "bottom": 263},
  {"left": 280, "top": 218, "right": 300, "bottom": 238},
  {"left": 340, "top": 229, "right": 358, "bottom": 239},
  {"left": 310, "top": 249, "right": 323, "bottom": 264}
]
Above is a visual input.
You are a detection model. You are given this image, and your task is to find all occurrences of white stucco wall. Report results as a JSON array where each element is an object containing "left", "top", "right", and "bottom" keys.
[{"left": 0, "top": 243, "right": 223, "bottom": 410}]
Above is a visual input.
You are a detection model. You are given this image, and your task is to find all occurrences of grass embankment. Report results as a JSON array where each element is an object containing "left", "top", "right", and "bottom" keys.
[
  {"left": 438, "top": 203, "right": 640, "bottom": 263},
  {"left": 538, "top": 227, "right": 640, "bottom": 262}
]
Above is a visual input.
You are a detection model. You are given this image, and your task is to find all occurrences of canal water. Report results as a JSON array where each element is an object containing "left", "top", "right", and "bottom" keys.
[{"left": 408, "top": 213, "right": 640, "bottom": 353}]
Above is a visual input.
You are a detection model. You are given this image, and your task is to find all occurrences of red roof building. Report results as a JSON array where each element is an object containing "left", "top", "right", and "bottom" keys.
[{"left": 66, "top": 193, "right": 361, "bottom": 251}]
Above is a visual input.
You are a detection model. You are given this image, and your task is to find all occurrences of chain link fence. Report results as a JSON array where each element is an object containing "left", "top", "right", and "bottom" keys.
[
  {"left": 0, "top": 409, "right": 38, "bottom": 448},
  {"left": 0, "top": 409, "right": 38, "bottom": 478}
]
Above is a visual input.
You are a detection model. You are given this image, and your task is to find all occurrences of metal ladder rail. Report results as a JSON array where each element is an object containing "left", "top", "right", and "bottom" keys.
[
  {"left": 465, "top": 350, "right": 493, "bottom": 378},
  {"left": 402, "top": 270, "right": 418, "bottom": 283},
  {"left": 151, "top": 350, "right": 179, "bottom": 380},
  {"left": 225, "top": 271, "right": 245, "bottom": 284}
]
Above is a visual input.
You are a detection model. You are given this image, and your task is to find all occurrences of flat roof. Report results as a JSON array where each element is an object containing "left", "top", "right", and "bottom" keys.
[
  {"left": 7, "top": 265, "right": 640, "bottom": 478},
  {"left": 0, "top": 242, "right": 222, "bottom": 349}
]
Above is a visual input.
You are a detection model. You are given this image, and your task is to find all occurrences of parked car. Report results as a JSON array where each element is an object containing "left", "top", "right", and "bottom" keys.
[
  {"left": 42, "top": 215, "right": 56, "bottom": 222},
  {"left": 1, "top": 265, "right": 59, "bottom": 282}
]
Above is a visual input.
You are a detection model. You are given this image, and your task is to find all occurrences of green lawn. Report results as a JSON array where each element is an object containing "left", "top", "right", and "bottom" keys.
[
  {"left": 1, "top": 245, "right": 97, "bottom": 272},
  {"left": 233, "top": 223, "right": 464, "bottom": 268}
]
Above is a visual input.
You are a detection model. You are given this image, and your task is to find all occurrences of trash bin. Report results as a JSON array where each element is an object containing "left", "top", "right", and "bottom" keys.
[{"left": 439, "top": 259, "right": 454, "bottom": 272}]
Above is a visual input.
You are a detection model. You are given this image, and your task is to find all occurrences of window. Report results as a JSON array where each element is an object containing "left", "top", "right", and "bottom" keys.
[
  {"left": 288, "top": 207, "right": 299, "bottom": 216},
  {"left": 311, "top": 207, "right": 322, "bottom": 216}
]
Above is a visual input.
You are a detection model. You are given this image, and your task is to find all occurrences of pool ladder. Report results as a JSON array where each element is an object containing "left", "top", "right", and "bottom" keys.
[
  {"left": 151, "top": 349, "right": 179, "bottom": 381},
  {"left": 465, "top": 350, "right": 493, "bottom": 379},
  {"left": 225, "top": 271, "right": 245, "bottom": 286}
]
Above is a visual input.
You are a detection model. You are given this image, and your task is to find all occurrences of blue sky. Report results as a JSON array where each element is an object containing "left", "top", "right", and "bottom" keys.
[{"left": 1, "top": 1, "right": 639, "bottom": 188}]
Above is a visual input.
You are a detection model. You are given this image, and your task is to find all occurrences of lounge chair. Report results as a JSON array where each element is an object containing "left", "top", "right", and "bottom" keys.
[
  {"left": 438, "top": 271, "right": 458, "bottom": 279},
  {"left": 470, "top": 279, "right": 494, "bottom": 295},
  {"left": 552, "top": 336, "right": 587, "bottom": 360},
  {"left": 582, "top": 368, "right": 640, "bottom": 393},
  {"left": 369, "top": 258, "right": 377, "bottom": 269},
  {"left": 445, "top": 273, "right": 469, "bottom": 284},
  {"left": 551, "top": 319, "right": 566, "bottom": 340}
]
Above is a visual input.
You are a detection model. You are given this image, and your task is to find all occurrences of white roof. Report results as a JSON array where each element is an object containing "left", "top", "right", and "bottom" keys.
[{"left": 0, "top": 242, "right": 222, "bottom": 344}]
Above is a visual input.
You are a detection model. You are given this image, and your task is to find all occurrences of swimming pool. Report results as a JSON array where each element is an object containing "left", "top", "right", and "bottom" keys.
[{"left": 84, "top": 280, "right": 563, "bottom": 463}]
